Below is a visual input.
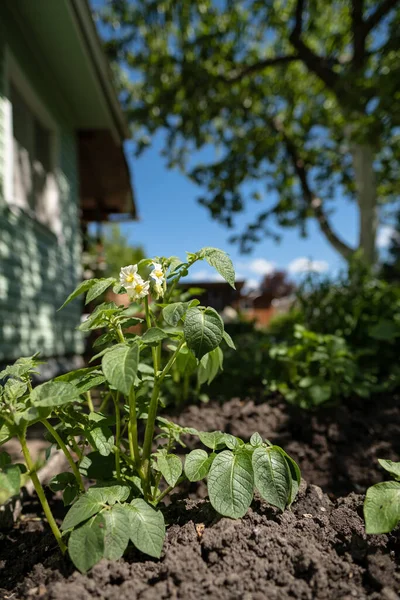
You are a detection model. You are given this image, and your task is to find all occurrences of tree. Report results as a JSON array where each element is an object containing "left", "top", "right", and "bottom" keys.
[
  {"left": 99, "top": 0, "right": 400, "bottom": 264},
  {"left": 260, "top": 271, "right": 295, "bottom": 306}
]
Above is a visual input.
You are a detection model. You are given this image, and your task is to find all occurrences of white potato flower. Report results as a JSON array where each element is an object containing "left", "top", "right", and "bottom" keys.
[
  {"left": 150, "top": 262, "right": 165, "bottom": 283},
  {"left": 127, "top": 276, "right": 150, "bottom": 301},
  {"left": 120, "top": 264, "right": 139, "bottom": 289},
  {"left": 152, "top": 281, "right": 164, "bottom": 299}
]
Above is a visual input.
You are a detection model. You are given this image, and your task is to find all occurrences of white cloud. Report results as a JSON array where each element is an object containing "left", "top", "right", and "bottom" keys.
[
  {"left": 288, "top": 257, "right": 329, "bottom": 274},
  {"left": 243, "top": 278, "right": 260, "bottom": 291},
  {"left": 377, "top": 225, "right": 397, "bottom": 248},
  {"left": 189, "top": 269, "right": 210, "bottom": 281},
  {"left": 238, "top": 258, "right": 275, "bottom": 276},
  {"left": 189, "top": 269, "right": 224, "bottom": 282}
]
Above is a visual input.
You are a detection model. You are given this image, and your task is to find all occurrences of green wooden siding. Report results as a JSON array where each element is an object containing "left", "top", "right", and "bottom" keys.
[{"left": 0, "top": 13, "right": 84, "bottom": 362}]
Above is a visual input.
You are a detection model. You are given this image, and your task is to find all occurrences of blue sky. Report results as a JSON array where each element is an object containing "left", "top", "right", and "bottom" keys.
[{"left": 114, "top": 133, "right": 391, "bottom": 289}]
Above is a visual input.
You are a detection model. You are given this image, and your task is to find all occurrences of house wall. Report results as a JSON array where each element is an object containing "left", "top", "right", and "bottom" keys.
[{"left": 0, "top": 10, "right": 84, "bottom": 363}]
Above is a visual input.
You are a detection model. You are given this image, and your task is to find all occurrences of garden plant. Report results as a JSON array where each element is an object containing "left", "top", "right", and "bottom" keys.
[
  {"left": 0, "top": 247, "right": 300, "bottom": 572},
  {"left": 364, "top": 459, "right": 400, "bottom": 534}
]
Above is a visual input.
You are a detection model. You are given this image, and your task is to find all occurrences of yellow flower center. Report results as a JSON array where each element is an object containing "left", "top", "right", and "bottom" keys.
[
  {"left": 126, "top": 274, "right": 135, "bottom": 283},
  {"left": 135, "top": 283, "right": 144, "bottom": 293},
  {"left": 155, "top": 270, "right": 163, "bottom": 278}
]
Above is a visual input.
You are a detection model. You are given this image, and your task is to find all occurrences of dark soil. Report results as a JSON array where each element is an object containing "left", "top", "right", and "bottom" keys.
[
  {"left": 0, "top": 483, "right": 399, "bottom": 600},
  {"left": 174, "top": 392, "right": 400, "bottom": 498},
  {"left": 1, "top": 393, "right": 399, "bottom": 599}
]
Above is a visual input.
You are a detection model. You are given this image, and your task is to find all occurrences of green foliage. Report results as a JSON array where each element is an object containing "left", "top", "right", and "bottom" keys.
[
  {"left": 364, "top": 459, "right": 400, "bottom": 534},
  {"left": 0, "top": 247, "right": 299, "bottom": 573},
  {"left": 267, "top": 324, "right": 375, "bottom": 409},
  {"left": 98, "top": 1, "right": 400, "bottom": 260},
  {"left": 296, "top": 265, "right": 400, "bottom": 392}
]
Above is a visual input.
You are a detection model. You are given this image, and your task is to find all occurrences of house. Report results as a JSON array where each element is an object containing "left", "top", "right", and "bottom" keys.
[
  {"left": 0, "top": 0, "right": 136, "bottom": 368},
  {"left": 179, "top": 281, "right": 246, "bottom": 313}
]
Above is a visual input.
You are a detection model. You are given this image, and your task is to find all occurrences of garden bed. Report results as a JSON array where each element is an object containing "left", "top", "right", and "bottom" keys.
[
  {"left": 0, "top": 392, "right": 399, "bottom": 599},
  {"left": 0, "top": 483, "right": 399, "bottom": 599},
  {"left": 175, "top": 392, "right": 400, "bottom": 498}
]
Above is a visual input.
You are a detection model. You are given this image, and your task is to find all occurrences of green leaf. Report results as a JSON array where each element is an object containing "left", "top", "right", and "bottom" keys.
[
  {"left": 68, "top": 514, "right": 105, "bottom": 572},
  {"left": 202, "top": 247, "right": 236, "bottom": 288},
  {"left": 364, "top": 481, "right": 400, "bottom": 534},
  {"left": 207, "top": 450, "right": 254, "bottom": 518},
  {"left": 198, "top": 348, "right": 222, "bottom": 386},
  {"left": 141, "top": 327, "right": 170, "bottom": 346},
  {"left": 0, "top": 465, "right": 21, "bottom": 503},
  {"left": 0, "top": 420, "right": 13, "bottom": 445},
  {"left": 78, "top": 302, "right": 120, "bottom": 332},
  {"left": 58, "top": 279, "right": 97, "bottom": 311},
  {"left": 162, "top": 302, "right": 188, "bottom": 326},
  {"left": 369, "top": 319, "right": 400, "bottom": 341},
  {"left": 184, "top": 307, "right": 224, "bottom": 359},
  {"left": 252, "top": 446, "right": 291, "bottom": 511},
  {"left": 184, "top": 449, "right": 214, "bottom": 481},
  {"left": 102, "top": 504, "right": 130, "bottom": 560},
  {"left": 127, "top": 499, "right": 165, "bottom": 558},
  {"left": 79, "top": 452, "right": 115, "bottom": 480},
  {"left": 86, "top": 484, "right": 130, "bottom": 505},
  {"left": 49, "top": 472, "right": 76, "bottom": 492},
  {"left": 282, "top": 451, "right": 301, "bottom": 505},
  {"left": 85, "top": 278, "right": 116, "bottom": 305},
  {"left": 157, "top": 453, "right": 182, "bottom": 487},
  {"left": 250, "top": 432, "right": 263, "bottom": 447},
  {"left": 30, "top": 381, "right": 81, "bottom": 408},
  {"left": 90, "top": 424, "right": 114, "bottom": 457},
  {"left": 378, "top": 459, "right": 400, "bottom": 481},
  {"left": 309, "top": 384, "right": 331, "bottom": 406},
  {"left": 198, "top": 430, "right": 226, "bottom": 450},
  {"left": 222, "top": 330, "right": 236, "bottom": 349},
  {"left": 0, "top": 452, "right": 11, "bottom": 468},
  {"left": 102, "top": 343, "right": 139, "bottom": 395},
  {"left": 61, "top": 494, "right": 103, "bottom": 530}
]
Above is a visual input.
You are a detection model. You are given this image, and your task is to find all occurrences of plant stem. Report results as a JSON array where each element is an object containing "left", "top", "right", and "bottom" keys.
[
  {"left": 154, "top": 475, "right": 186, "bottom": 505},
  {"left": 42, "top": 420, "right": 85, "bottom": 492},
  {"left": 141, "top": 340, "right": 185, "bottom": 497},
  {"left": 99, "top": 392, "right": 111, "bottom": 414},
  {"left": 86, "top": 391, "right": 94, "bottom": 413},
  {"left": 116, "top": 324, "right": 125, "bottom": 344},
  {"left": 19, "top": 433, "right": 67, "bottom": 553},
  {"left": 70, "top": 438, "right": 83, "bottom": 461},
  {"left": 144, "top": 296, "right": 159, "bottom": 373},
  {"left": 128, "top": 387, "right": 141, "bottom": 466},
  {"left": 112, "top": 392, "right": 121, "bottom": 479}
]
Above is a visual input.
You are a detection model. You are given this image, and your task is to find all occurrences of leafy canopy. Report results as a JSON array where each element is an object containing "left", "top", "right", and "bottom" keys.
[{"left": 99, "top": 0, "right": 400, "bottom": 259}]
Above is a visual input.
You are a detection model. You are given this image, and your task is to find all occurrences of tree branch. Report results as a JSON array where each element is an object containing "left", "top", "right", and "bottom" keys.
[
  {"left": 364, "top": 0, "right": 399, "bottom": 35},
  {"left": 227, "top": 55, "right": 300, "bottom": 82},
  {"left": 289, "top": 0, "right": 339, "bottom": 92},
  {"left": 272, "top": 119, "right": 355, "bottom": 261},
  {"left": 351, "top": 0, "right": 366, "bottom": 68}
]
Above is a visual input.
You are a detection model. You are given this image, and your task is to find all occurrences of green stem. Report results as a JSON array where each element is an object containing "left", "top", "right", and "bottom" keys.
[
  {"left": 42, "top": 420, "right": 84, "bottom": 492},
  {"left": 116, "top": 324, "right": 125, "bottom": 344},
  {"left": 70, "top": 438, "right": 83, "bottom": 462},
  {"left": 154, "top": 475, "right": 186, "bottom": 505},
  {"left": 99, "top": 392, "right": 111, "bottom": 414},
  {"left": 86, "top": 391, "right": 94, "bottom": 413},
  {"left": 144, "top": 296, "right": 159, "bottom": 373},
  {"left": 141, "top": 340, "right": 185, "bottom": 497},
  {"left": 112, "top": 392, "right": 121, "bottom": 479},
  {"left": 19, "top": 433, "right": 67, "bottom": 553},
  {"left": 128, "top": 387, "right": 141, "bottom": 466}
]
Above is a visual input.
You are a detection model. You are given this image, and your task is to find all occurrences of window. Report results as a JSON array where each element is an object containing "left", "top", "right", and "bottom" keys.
[{"left": 4, "top": 52, "right": 61, "bottom": 236}]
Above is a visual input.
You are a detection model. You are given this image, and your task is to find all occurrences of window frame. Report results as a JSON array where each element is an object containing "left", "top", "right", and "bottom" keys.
[{"left": 3, "top": 48, "right": 61, "bottom": 235}]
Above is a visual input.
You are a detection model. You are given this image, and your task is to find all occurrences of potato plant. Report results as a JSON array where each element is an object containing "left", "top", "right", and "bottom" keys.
[
  {"left": 364, "top": 459, "right": 400, "bottom": 534},
  {"left": 0, "top": 247, "right": 300, "bottom": 572}
]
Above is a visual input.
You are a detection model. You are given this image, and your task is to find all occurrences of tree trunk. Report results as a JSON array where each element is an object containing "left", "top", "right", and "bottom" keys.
[{"left": 351, "top": 143, "right": 378, "bottom": 265}]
